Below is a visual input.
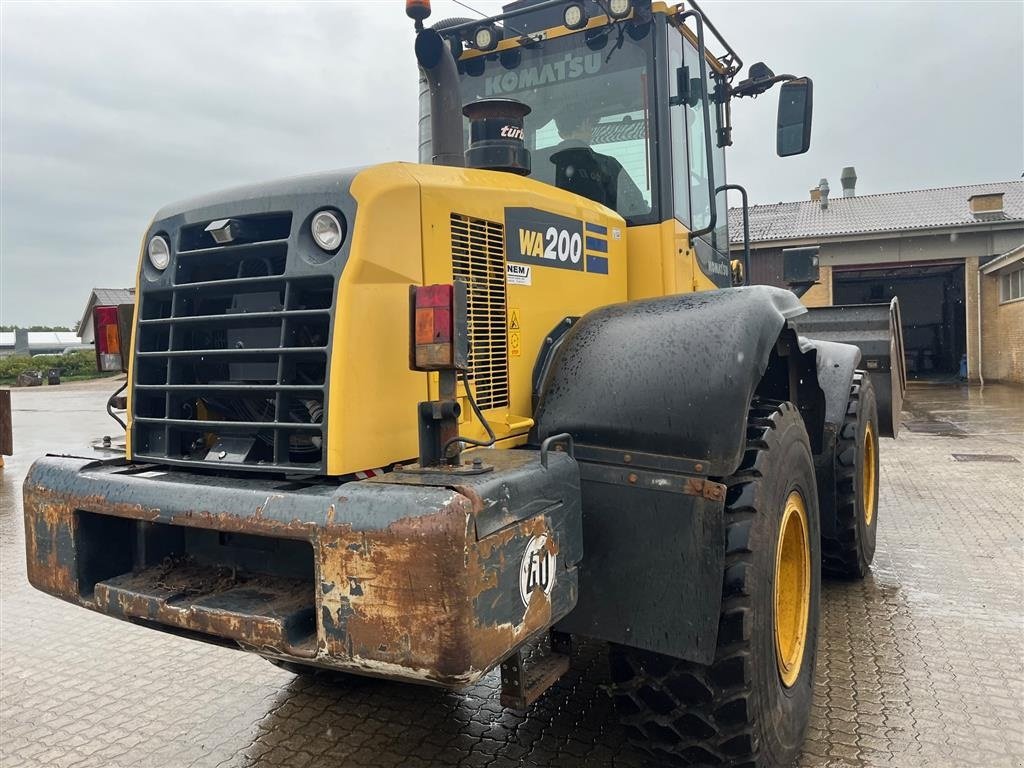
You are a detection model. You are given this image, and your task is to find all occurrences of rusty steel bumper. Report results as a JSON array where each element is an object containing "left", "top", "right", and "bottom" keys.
[{"left": 23, "top": 449, "right": 582, "bottom": 687}]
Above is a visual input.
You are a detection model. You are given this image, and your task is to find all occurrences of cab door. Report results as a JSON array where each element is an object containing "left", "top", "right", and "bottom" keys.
[{"left": 667, "top": 22, "right": 732, "bottom": 293}]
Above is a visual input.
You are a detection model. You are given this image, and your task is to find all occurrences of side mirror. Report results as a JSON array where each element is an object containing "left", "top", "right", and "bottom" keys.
[{"left": 776, "top": 78, "right": 813, "bottom": 157}]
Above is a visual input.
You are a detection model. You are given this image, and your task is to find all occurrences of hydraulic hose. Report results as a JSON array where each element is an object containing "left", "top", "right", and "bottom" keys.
[
  {"left": 106, "top": 381, "right": 127, "bottom": 431},
  {"left": 442, "top": 369, "right": 497, "bottom": 459}
]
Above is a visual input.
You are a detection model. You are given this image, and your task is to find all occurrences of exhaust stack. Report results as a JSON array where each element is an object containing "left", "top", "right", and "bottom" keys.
[{"left": 415, "top": 29, "right": 465, "bottom": 168}]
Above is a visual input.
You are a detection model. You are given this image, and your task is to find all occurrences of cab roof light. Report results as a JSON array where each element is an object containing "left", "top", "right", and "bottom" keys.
[
  {"left": 563, "top": 3, "right": 588, "bottom": 29},
  {"left": 473, "top": 24, "right": 500, "bottom": 52},
  {"left": 608, "top": 0, "right": 632, "bottom": 19}
]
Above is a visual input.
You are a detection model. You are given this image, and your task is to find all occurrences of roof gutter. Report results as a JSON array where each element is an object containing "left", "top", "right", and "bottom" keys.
[
  {"left": 730, "top": 220, "right": 1024, "bottom": 250},
  {"left": 980, "top": 242, "right": 1024, "bottom": 274}
]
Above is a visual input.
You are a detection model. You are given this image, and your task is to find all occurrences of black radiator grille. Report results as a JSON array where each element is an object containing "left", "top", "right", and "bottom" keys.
[
  {"left": 132, "top": 212, "right": 335, "bottom": 473},
  {"left": 450, "top": 213, "right": 509, "bottom": 410}
]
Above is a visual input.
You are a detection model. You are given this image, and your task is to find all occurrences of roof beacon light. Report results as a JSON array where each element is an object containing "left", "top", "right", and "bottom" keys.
[
  {"left": 608, "top": 0, "right": 632, "bottom": 19},
  {"left": 563, "top": 3, "right": 587, "bottom": 29},
  {"left": 473, "top": 25, "right": 499, "bottom": 51},
  {"left": 406, "top": 0, "right": 431, "bottom": 23}
]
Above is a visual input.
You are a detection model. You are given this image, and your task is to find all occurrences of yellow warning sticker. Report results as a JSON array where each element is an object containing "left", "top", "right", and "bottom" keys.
[{"left": 509, "top": 307, "right": 521, "bottom": 357}]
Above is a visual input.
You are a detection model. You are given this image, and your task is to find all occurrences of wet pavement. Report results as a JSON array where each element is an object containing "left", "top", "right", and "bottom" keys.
[{"left": 1, "top": 377, "right": 1022, "bottom": 768}]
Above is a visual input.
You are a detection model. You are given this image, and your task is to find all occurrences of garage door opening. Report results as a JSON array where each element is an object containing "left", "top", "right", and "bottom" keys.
[{"left": 833, "top": 263, "right": 966, "bottom": 379}]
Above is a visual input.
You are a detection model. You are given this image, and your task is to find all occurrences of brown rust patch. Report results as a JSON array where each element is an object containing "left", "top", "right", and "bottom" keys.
[
  {"left": 318, "top": 493, "right": 476, "bottom": 681},
  {"left": 167, "top": 508, "right": 326, "bottom": 541},
  {"left": 24, "top": 482, "right": 160, "bottom": 523},
  {"left": 315, "top": 491, "right": 559, "bottom": 686},
  {"left": 23, "top": 492, "right": 79, "bottom": 599},
  {"left": 93, "top": 560, "right": 316, "bottom": 657}
]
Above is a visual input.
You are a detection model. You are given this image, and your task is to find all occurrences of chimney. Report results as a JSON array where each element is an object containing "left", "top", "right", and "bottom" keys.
[
  {"left": 969, "top": 192, "right": 1004, "bottom": 216},
  {"left": 818, "top": 178, "right": 830, "bottom": 210},
  {"left": 810, "top": 187, "right": 821, "bottom": 202},
  {"left": 840, "top": 166, "right": 857, "bottom": 197}
]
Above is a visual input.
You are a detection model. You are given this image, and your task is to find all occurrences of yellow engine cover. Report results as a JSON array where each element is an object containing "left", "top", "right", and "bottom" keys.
[{"left": 325, "top": 162, "right": 628, "bottom": 476}]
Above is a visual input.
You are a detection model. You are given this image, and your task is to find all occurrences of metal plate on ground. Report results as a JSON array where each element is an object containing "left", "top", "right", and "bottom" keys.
[
  {"left": 951, "top": 454, "right": 1020, "bottom": 463},
  {"left": 903, "top": 421, "right": 965, "bottom": 436}
]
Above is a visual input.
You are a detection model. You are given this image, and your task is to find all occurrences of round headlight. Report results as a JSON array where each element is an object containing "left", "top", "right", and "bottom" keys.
[
  {"left": 147, "top": 235, "right": 170, "bottom": 270},
  {"left": 474, "top": 25, "right": 498, "bottom": 51},
  {"left": 564, "top": 3, "right": 586, "bottom": 29},
  {"left": 311, "top": 210, "right": 344, "bottom": 252},
  {"left": 608, "top": 0, "right": 632, "bottom": 18}
]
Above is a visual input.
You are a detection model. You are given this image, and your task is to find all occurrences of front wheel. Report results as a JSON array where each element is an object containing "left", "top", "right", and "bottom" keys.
[
  {"left": 821, "top": 370, "right": 879, "bottom": 579},
  {"left": 610, "top": 400, "right": 821, "bottom": 767}
]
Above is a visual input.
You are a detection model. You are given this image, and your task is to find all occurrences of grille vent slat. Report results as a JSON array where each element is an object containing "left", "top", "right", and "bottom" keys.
[{"left": 451, "top": 213, "right": 509, "bottom": 411}]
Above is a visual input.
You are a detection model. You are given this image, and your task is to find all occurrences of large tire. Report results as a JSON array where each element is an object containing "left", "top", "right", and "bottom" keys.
[
  {"left": 821, "top": 371, "right": 879, "bottom": 579},
  {"left": 610, "top": 400, "right": 821, "bottom": 767}
]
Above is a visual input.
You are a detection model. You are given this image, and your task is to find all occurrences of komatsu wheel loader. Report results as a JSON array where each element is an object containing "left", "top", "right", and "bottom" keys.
[{"left": 24, "top": 1, "right": 905, "bottom": 765}]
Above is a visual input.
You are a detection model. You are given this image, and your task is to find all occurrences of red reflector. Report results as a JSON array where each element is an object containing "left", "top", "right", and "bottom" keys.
[
  {"left": 415, "top": 283, "right": 453, "bottom": 308},
  {"left": 411, "top": 283, "right": 466, "bottom": 371},
  {"left": 94, "top": 306, "right": 119, "bottom": 355},
  {"left": 94, "top": 305, "right": 124, "bottom": 373}
]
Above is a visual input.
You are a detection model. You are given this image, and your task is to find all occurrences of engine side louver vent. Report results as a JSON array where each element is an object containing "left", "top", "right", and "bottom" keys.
[{"left": 450, "top": 213, "right": 509, "bottom": 411}]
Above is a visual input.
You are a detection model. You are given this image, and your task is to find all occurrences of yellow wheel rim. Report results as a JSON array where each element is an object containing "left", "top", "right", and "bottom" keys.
[
  {"left": 863, "top": 421, "right": 877, "bottom": 527},
  {"left": 774, "top": 491, "right": 811, "bottom": 688}
]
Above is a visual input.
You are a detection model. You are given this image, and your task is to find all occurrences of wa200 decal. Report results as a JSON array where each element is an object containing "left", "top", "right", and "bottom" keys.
[{"left": 505, "top": 207, "right": 608, "bottom": 276}]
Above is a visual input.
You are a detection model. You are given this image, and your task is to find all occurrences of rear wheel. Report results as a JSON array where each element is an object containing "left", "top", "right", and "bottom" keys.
[
  {"left": 610, "top": 400, "right": 821, "bottom": 767},
  {"left": 821, "top": 371, "right": 879, "bottom": 579}
]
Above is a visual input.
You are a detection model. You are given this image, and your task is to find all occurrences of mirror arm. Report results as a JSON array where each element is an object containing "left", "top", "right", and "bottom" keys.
[
  {"left": 678, "top": 9, "right": 717, "bottom": 246},
  {"left": 730, "top": 72, "right": 798, "bottom": 100},
  {"left": 716, "top": 80, "right": 732, "bottom": 147},
  {"left": 717, "top": 184, "right": 749, "bottom": 284}
]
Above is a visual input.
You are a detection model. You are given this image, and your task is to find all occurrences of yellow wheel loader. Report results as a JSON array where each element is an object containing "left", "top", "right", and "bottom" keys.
[{"left": 23, "top": 1, "right": 905, "bottom": 765}]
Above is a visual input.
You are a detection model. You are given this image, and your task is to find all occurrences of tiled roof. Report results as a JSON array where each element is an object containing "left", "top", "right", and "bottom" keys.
[
  {"left": 79, "top": 287, "right": 136, "bottom": 334},
  {"left": 91, "top": 288, "right": 135, "bottom": 307},
  {"left": 729, "top": 180, "right": 1024, "bottom": 244}
]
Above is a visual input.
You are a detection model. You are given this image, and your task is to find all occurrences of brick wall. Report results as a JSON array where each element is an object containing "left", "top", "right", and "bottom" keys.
[{"left": 980, "top": 272, "right": 1024, "bottom": 384}]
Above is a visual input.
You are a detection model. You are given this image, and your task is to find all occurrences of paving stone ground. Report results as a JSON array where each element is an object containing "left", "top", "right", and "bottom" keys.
[{"left": 1, "top": 377, "right": 1022, "bottom": 767}]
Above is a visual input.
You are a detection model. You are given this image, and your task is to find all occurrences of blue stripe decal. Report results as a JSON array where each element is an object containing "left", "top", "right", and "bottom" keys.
[
  {"left": 585, "top": 236, "right": 608, "bottom": 253},
  {"left": 585, "top": 222, "right": 608, "bottom": 235},
  {"left": 587, "top": 255, "right": 609, "bottom": 274}
]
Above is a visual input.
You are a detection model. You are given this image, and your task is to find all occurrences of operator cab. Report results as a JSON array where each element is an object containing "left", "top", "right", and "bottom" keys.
[{"left": 416, "top": 0, "right": 813, "bottom": 288}]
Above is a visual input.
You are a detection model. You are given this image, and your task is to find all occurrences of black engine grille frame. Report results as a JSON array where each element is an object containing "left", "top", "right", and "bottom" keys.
[{"left": 130, "top": 173, "right": 358, "bottom": 475}]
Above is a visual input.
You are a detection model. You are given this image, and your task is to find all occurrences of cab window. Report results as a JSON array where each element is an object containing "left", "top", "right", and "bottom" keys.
[{"left": 460, "top": 26, "right": 657, "bottom": 222}]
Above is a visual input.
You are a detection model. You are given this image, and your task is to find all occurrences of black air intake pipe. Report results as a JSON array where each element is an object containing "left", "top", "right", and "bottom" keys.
[{"left": 415, "top": 29, "right": 464, "bottom": 168}]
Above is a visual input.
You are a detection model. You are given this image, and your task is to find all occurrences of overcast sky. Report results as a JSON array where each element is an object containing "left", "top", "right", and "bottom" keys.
[{"left": 1, "top": 0, "right": 1021, "bottom": 327}]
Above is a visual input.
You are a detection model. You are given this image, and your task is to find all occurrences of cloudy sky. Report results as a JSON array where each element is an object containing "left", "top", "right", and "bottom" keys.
[{"left": 1, "top": 0, "right": 1021, "bottom": 327}]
